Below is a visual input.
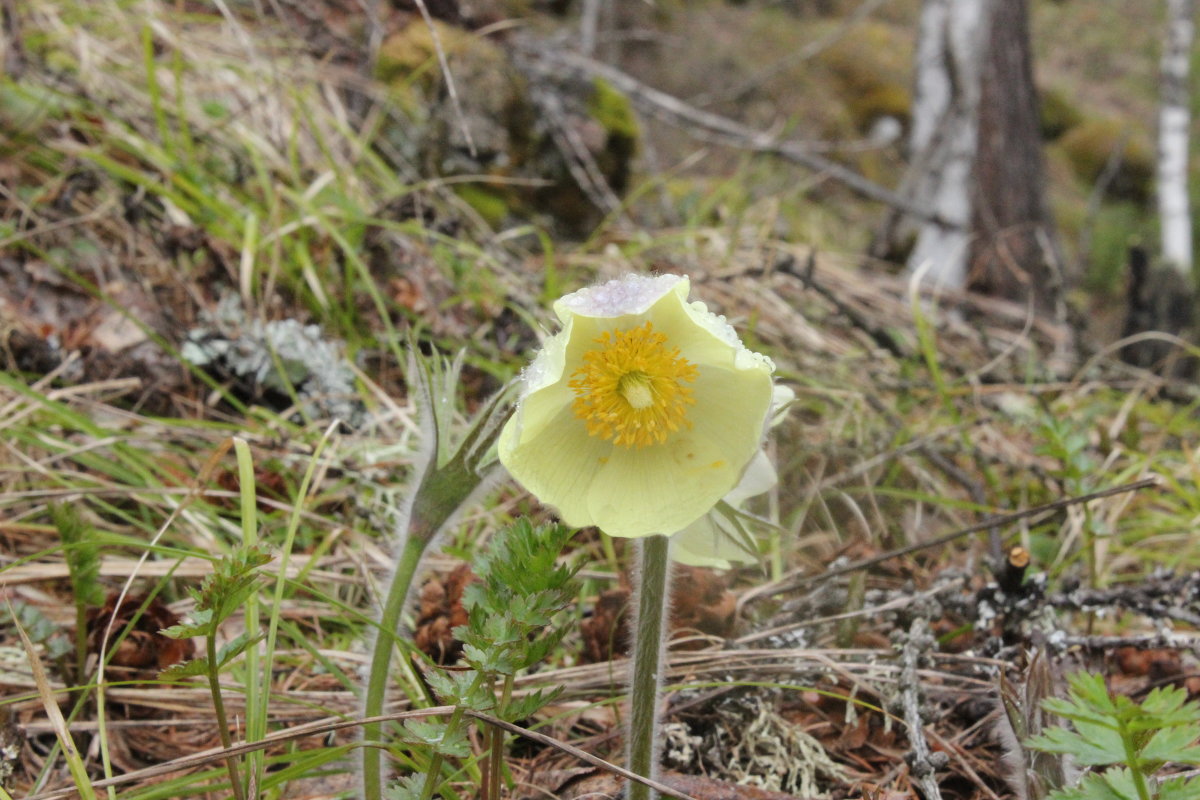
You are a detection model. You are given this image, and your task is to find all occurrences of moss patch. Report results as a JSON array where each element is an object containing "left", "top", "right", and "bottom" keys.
[
  {"left": 1039, "top": 86, "right": 1085, "bottom": 140},
  {"left": 1085, "top": 201, "right": 1151, "bottom": 292},
  {"left": 588, "top": 77, "right": 640, "bottom": 144},
  {"left": 375, "top": 20, "right": 471, "bottom": 87},
  {"left": 1059, "top": 118, "right": 1153, "bottom": 203},
  {"left": 815, "top": 21, "right": 912, "bottom": 133}
]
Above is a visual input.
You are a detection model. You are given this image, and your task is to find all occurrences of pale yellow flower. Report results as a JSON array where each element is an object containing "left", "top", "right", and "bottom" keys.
[
  {"left": 672, "top": 385, "right": 794, "bottom": 568},
  {"left": 499, "top": 274, "right": 775, "bottom": 539}
]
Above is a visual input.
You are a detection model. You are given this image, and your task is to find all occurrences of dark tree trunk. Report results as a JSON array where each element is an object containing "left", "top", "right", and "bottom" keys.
[
  {"left": 969, "top": 0, "right": 1060, "bottom": 314},
  {"left": 1121, "top": 244, "right": 1197, "bottom": 376}
]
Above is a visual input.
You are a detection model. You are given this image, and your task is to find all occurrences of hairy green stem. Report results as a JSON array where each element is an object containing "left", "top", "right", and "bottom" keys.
[
  {"left": 74, "top": 601, "right": 89, "bottom": 688},
  {"left": 628, "top": 534, "right": 671, "bottom": 800},
  {"left": 1121, "top": 727, "right": 1153, "bottom": 800},
  {"left": 487, "top": 675, "right": 515, "bottom": 800},
  {"left": 363, "top": 534, "right": 429, "bottom": 800},
  {"left": 206, "top": 632, "right": 245, "bottom": 800}
]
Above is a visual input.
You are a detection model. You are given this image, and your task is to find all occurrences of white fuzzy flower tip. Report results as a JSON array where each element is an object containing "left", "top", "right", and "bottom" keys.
[{"left": 499, "top": 274, "right": 775, "bottom": 539}]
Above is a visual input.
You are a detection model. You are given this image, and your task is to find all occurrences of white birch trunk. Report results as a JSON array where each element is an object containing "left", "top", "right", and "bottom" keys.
[
  {"left": 905, "top": 0, "right": 995, "bottom": 289},
  {"left": 580, "top": 0, "right": 603, "bottom": 57},
  {"left": 1158, "top": 0, "right": 1194, "bottom": 276}
]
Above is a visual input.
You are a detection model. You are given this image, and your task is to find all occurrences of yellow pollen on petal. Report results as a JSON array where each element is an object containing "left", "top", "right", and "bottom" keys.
[{"left": 568, "top": 321, "right": 698, "bottom": 449}]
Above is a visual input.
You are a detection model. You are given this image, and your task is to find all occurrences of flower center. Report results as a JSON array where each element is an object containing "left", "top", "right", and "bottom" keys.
[
  {"left": 617, "top": 373, "right": 655, "bottom": 409},
  {"left": 569, "top": 321, "right": 698, "bottom": 448}
]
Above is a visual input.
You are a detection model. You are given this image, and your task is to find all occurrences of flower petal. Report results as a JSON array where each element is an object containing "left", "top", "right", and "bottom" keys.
[
  {"left": 644, "top": 283, "right": 774, "bottom": 376},
  {"left": 500, "top": 272, "right": 778, "bottom": 539},
  {"left": 586, "top": 433, "right": 734, "bottom": 536},
  {"left": 670, "top": 450, "right": 778, "bottom": 568},
  {"left": 726, "top": 450, "right": 778, "bottom": 507},
  {"left": 553, "top": 273, "right": 685, "bottom": 321},
  {"left": 592, "top": 361, "right": 772, "bottom": 537},
  {"left": 498, "top": 401, "right": 615, "bottom": 529},
  {"left": 672, "top": 512, "right": 754, "bottom": 569}
]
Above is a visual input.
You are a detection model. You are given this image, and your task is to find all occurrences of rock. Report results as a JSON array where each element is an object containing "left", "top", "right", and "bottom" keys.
[{"left": 375, "top": 21, "right": 640, "bottom": 236}]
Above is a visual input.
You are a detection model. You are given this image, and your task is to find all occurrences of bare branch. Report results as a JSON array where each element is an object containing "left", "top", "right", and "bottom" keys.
[{"left": 526, "top": 47, "right": 954, "bottom": 227}]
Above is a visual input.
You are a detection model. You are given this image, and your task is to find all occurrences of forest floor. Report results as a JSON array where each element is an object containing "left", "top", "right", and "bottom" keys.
[{"left": 3, "top": 2, "right": 1200, "bottom": 800}]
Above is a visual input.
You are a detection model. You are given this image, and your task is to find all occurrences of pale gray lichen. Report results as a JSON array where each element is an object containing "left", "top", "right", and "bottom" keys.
[
  {"left": 182, "top": 294, "right": 364, "bottom": 427},
  {"left": 718, "top": 693, "right": 846, "bottom": 797},
  {"left": 662, "top": 721, "right": 704, "bottom": 767}
]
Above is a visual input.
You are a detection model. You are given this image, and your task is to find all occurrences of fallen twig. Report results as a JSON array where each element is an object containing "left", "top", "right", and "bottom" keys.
[
  {"left": 897, "top": 617, "right": 946, "bottom": 800},
  {"left": 21, "top": 707, "right": 698, "bottom": 800},
  {"left": 526, "top": 47, "right": 953, "bottom": 226},
  {"left": 768, "top": 477, "right": 1161, "bottom": 597}
]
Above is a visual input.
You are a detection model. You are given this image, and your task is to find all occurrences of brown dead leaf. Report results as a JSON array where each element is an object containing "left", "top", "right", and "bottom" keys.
[
  {"left": 672, "top": 566, "right": 737, "bottom": 642},
  {"left": 581, "top": 586, "right": 631, "bottom": 665},
  {"left": 389, "top": 275, "right": 427, "bottom": 315},
  {"left": 414, "top": 563, "right": 475, "bottom": 664},
  {"left": 86, "top": 592, "right": 194, "bottom": 671},
  {"left": 1115, "top": 646, "right": 1182, "bottom": 681},
  {"left": 214, "top": 462, "right": 292, "bottom": 513},
  {"left": 580, "top": 566, "right": 738, "bottom": 663}
]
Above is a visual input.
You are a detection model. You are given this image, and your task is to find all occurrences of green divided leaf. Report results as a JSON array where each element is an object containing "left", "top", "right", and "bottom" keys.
[
  {"left": 1028, "top": 724, "right": 1126, "bottom": 766},
  {"left": 402, "top": 718, "right": 470, "bottom": 759},
  {"left": 1029, "top": 671, "right": 1200, "bottom": 800},
  {"left": 159, "top": 657, "right": 211, "bottom": 680}
]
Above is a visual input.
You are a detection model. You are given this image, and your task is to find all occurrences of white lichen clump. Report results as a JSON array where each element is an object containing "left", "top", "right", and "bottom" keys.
[{"left": 182, "top": 294, "right": 363, "bottom": 426}]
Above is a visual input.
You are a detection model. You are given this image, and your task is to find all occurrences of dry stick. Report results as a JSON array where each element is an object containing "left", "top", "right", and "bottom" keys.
[
  {"left": 1048, "top": 571, "right": 1200, "bottom": 628},
  {"left": 0, "top": 0, "right": 26, "bottom": 78},
  {"left": 764, "top": 477, "right": 1160, "bottom": 598},
  {"left": 899, "top": 618, "right": 944, "bottom": 800},
  {"left": 737, "top": 578, "right": 965, "bottom": 646},
  {"left": 1060, "top": 632, "right": 1200, "bottom": 652},
  {"left": 579, "top": 0, "right": 602, "bottom": 56},
  {"left": 22, "top": 708, "right": 698, "bottom": 800},
  {"left": 532, "top": 84, "right": 624, "bottom": 215},
  {"left": 689, "top": 0, "right": 891, "bottom": 107},
  {"left": 530, "top": 48, "right": 953, "bottom": 227},
  {"left": 778, "top": 250, "right": 909, "bottom": 359},
  {"left": 411, "top": 0, "right": 477, "bottom": 158}
]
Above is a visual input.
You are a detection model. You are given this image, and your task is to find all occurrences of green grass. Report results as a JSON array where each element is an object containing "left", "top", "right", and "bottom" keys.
[{"left": 4, "top": 1, "right": 1200, "bottom": 798}]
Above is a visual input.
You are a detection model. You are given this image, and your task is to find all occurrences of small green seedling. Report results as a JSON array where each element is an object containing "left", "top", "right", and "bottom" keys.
[
  {"left": 160, "top": 544, "right": 271, "bottom": 800},
  {"left": 388, "top": 520, "right": 578, "bottom": 800},
  {"left": 52, "top": 503, "right": 105, "bottom": 686}
]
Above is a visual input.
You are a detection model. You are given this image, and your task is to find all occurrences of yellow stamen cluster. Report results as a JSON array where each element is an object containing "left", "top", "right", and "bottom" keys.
[{"left": 569, "top": 322, "right": 697, "bottom": 448}]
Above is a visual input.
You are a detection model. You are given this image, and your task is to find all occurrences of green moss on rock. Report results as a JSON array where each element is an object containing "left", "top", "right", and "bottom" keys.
[
  {"left": 588, "top": 77, "right": 639, "bottom": 143},
  {"left": 1039, "top": 86, "right": 1085, "bottom": 140},
  {"left": 583, "top": 77, "right": 639, "bottom": 196},
  {"left": 374, "top": 20, "right": 471, "bottom": 87},
  {"left": 816, "top": 22, "right": 911, "bottom": 133},
  {"left": 1059, "top": 118, "right": 1153, "bottom": 203},
  {"left": 375, "top": 22, "right": 640, "bottom": 238},
  {"left": 1085, "top": 201, "right": 1149, "bottom": 292}
]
